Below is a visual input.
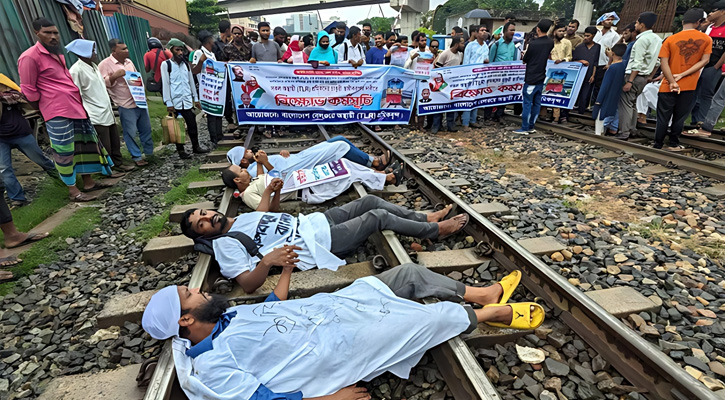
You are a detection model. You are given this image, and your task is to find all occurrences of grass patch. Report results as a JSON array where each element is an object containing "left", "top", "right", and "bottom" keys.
[
  {"left": 147, "top": 98, "right": 168, "bottom": 146},
  {"left": 0, "top": 206, "right": 101, "bottom": 295},
  {"left": 0, "top": 179, "right": 68, "bottom": 242}
]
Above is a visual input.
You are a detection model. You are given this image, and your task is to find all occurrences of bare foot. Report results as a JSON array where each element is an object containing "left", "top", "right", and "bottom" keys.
[
  {"left": 385, "top": 173, "right": 395, "bottom": 183},
  {"left": 4, "top": 232, "right": 49, "bottom": 249},
  {"left": 0, "top": 270, "right": 12, "bottom": 280},
  {"left": 427, "top": 205, "right": 453, "bottom": 222},
  {"left": 437, "top": 214, "right": 468, "bottom": 238},
  {"left": 465, "top": 283, "right": 504, "bottom": 306}
]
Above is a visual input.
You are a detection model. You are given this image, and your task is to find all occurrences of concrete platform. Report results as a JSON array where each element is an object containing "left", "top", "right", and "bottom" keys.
[
  {"left": 591, "top": 151, "right": 621, "bottom": 160},
  {"left": 416, "top": 249, "right": 490, "bottom": 273},
  {"left": 470, "top": 202, "right": 510, "bottom": 216},
  {"left": 142, "top": 236, "right": 194, "bottom": 265},
  {"left": 200, "top": 162, "right": 231, "bottom": 172},
  {"left": 227, "top": 262, "right": 376, "bottom": 302},
  {"left": 586, "top": 287, "right": 659, "bottom": 318},
  {"left": 188, "top": 179, "right": 225, "bottom": 192},
  {"left": 517, "top": 236, "right": 566, "bottom": 255},
  {"left": 416, "top": 162, "right": 444, "bottom": 170},
  {"left": 97, "top": 291, "right": 155, "bottom": 328},
  {"left": 169, "top": 202, "right": 215, "bottom": 223},
  {"left": 38, "top": 364, "right": 145, "bottom": 400},
  {"left": 400, "top": 148, "right": 425, "bottom": 156},
  {"left": 438, "top": 178, "right": 471, "bottom": 187},
  {"left": 701, "top": 184, "right": 725, "bottom": 199},
  {"left": 636, "top": 165, "right": 671, "bottom": 175}
]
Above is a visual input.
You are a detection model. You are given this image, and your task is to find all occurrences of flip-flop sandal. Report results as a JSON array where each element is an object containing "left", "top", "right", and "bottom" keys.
[
  {"left": 135, "top": 160, "right": 149, "bottom": 167},
  {"left": 484, "top": 302, "right": 545, "bottom": 330},
  {"left": 0, "top": 256, "right": 22, "bottom": 268},
  {"left": 374, "top": 150, "right": 392, "bottom": 171},
  {"left": 496, "top": 270, "right": 522, "bottom": 304},
  {"left": 6, "top": 232, "right": 50, "bottom": 249},
  {"left": 135, "top": 357, "right": 158, "bottom": 388},
  {"left": 440, "top": 214, "right": 469, "bottom": 240},
  {"left": 386, "top": 160, "right": 401, "bottom": 174},
  {"left": 211, "top": 277, "right": 233, "bottom": 294},
  {"left": 434, "top": 203, "right": 458, "bottom": 221},
  {"left": 392, "top": 167, "right": 405, "bottom": 187},
  {"left": 109, "top": 172, "right": 126, "bottom": 178},
  {"left": 83, "top": 181, "right": 114, "bottom": 192},
  {"left": 70, "top": 192, "right": 97, "bottom": 202}
]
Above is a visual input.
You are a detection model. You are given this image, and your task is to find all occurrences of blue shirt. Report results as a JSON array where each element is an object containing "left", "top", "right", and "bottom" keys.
[
  {"left": 462, "top": 40, "right": 489, "bottom": 65},
  {"left": 185, "top": 292, "right": 302, "bottom": 400},
  {"left": 366, "top": 47, "right": 387, "bottom": 65},
  {"left": 490, "top": 39, "right": 518, "bottom": 62},
  {"left": 622, "top": 40, "right": 635, "bottom": 66}
]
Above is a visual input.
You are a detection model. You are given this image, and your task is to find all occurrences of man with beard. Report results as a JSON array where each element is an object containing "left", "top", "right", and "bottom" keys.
[
  {"left": 161, "top": 38, "right": 209, "bottom": 159},
  {"left": 362, "top": 22, "right": 374, "bottom": 51},
  {"left": 461, "top": 25, "right": 490, "bottom": 131},
  {"left": 18, "top": 18, "right": 113, "bottom": 202},
  {"left": 225, "top": 136, "right": 392, "bottom": 178},
  {"left": 565, "top": 20, "right": 583, "bottom": 49},
  {"left": 545, "top": 22, "right": 572, "bottom": 124},
  {"left": 592, "top": 13, "right": 621, "bottom": 105},
  {"left": 274, "top": 27, "right": 288, "bottom": 52},
  {"left": 68, "top": 39, "right": 126, "bottom": 176},
  {"left": 571, "top": 27, "right": 601, "bottom": 114},
  {"left": 180, "top": 198, "right": 469, "bottom": 293},
  {"left": 142, "top": 263, "right": 543, "bottom": 399},
  {"left": 332, "top": 22, "right": 347, "bottom": 49},
  {"left": 223, "top": 24, "right": 252, "bottom": 62},
  {"left": 192, "top": 30, "right": 225, "bottom": 148},
  {"left": 515, "top": 19, "right": 554, "bottom": 134},
  {"left": 213, "top": 20, "right": 232, "bottom": 61},
  {"left": 338, "top": 26, "right": 365, "bottom": 67},
  {"left": 251, "top": 22, "right": 283, "bottom": 63},
  {"left": 615, "top": 12, "right": 661, "bottom": 140},
  {"left": 99, "top": 39, "right": 155, "bottom": 167}
]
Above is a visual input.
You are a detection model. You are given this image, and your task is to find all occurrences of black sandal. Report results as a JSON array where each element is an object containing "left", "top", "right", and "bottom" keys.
[{"left": 374, "top": 150, "right": 392, "bottom": 171}]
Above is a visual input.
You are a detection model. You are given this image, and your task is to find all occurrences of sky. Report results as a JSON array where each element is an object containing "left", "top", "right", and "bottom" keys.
[{"left": 265, "top": 0, "right": 449, "bottom": 27}]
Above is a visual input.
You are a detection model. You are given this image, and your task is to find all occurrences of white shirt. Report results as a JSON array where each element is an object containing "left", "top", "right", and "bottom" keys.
[
  {"left": 68, "top": 60, "right": 115, "bottom": 126},
  {"left": 212, "top": 211, "right": 343, "bottom": 279},
  {"left": 172, "top": 276, "right": 471, "bottom": 399},
  {"left": 161, "top": 59, "right": 198, "bottom": 110},
  {"left": 247, "top": 140, "right": 351, "bottom": 178},
  {"left": 338, "top": 39, "right": 366, "bottom": 64},
  {"left": 593, "top": 29, "right": 621, "bottom": 66},
  {"left": 191, "top": 47, "right": 216, "bottom": 81}
]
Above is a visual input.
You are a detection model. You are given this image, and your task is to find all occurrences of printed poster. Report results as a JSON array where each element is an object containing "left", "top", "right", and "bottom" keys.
[
  {"left": 413, "top": 52, "right": 434, "bottom": 76},
  {"left": 389, "top": 46, "right": 410, "bottom": 67},
  {"left": 267, "top": 159, "right": 351, "bottom": 194},
  {"left": 416, "top": 61, "right": 585, "bottom": 115},
  {"left": 124, "top": 71, "right": 147, "bottom": 108},
  {"left": 228, "top": 62, "right": 420, "bottom": 125},
  {"left": 199, "top": 59, "right": 227, "bottom": 116}
]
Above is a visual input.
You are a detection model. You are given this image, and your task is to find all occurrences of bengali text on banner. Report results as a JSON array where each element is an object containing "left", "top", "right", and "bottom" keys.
[
  {"left": 227, "top": 62, "right": 421, "bottom": 125},
  {"left": 416, "top": 61, "right": 586, "bottom": 115},
  {"left": 198, "top": 59, "right": 228, "bottom": 116}
]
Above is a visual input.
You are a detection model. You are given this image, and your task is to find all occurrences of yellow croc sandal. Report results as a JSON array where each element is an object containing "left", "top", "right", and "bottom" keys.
[
  {"left": 497, "top": 270, "right": 522, "bottom": 304},
  {"left": 484, "top": 302, "right": 545, "bottom": 330}
]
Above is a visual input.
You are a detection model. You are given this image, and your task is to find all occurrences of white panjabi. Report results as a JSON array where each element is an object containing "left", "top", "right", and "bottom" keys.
[
  {"left": 226, "top": 146, "right": 246, "bottom": 166},
  {"left": 142, "top": 285, "right": 182, "bottom": 340}
]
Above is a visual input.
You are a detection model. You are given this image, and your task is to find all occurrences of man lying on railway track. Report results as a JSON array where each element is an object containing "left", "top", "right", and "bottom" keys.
[
  {"left": 142, "top": 263, "right": 544, "bottom": 400},
  {"left": 227, "top": 135, "right": 393, "bottom": 178},
  {"left": 180, "top": 196, "right": 468, "bottom": 293},
  {"left": 222, "top": 153, "right": 404, "bottom": 210}
]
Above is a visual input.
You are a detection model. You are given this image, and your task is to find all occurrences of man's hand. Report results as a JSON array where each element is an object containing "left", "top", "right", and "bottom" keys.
[
  {"left": 588, "top": 74, "right": 595, "bottom": 84},
  {"left": 322, "top": 386, "right": 370, "bottom": 400},
  {"left": 195, "top": 102, "right": 202, "bottom": 110},
  {"left": 250, "top": 58, "right": 257, "bottom": 64},
  {"left": 255, "top": 150, "right": 268, "bottom": 164},
  {"left": 320, "top": 61, "right": 330, "bottom": 66},
  {"left": 269, "top": 177, "right": 283, "bottom": 191},
  {"left": 672, "top": 73, "right": 684, "bottom": 82},
  {"left": 112, "top": 69, "right": 126, "bottom": 80},
  {"left": 280, "top": 150, "right": 290, "bottom": 158},
  {"left": 167, "top": 106, "right": 175, "bottom": 114},
  {"left": 580, "top": 60, "right": 589, "bottom": 66},
  {"left": 198, "top": 52, "right": 207, "bottom": 63},
  {"left": 670, "top": 81, "right": 680, "bottom": 93},
  {"left": 263, "top": 245, "right": 301, "bottom": 267},
  {"left": 554, "top": 59, "right": 563, "bottom": 64},
  {"left": 411, "top": 52, "right": 420, "bottom": 60},
  {"left": 287, "top": 58, "right": 294, "bottom": 63},
  {"left": 623, "top": 82, "right": 632, "bottom": 92}
]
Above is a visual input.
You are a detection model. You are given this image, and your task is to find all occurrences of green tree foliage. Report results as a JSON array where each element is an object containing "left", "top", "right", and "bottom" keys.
[
  {"left": 421, "top": 10, "right": 435, "bottom": 29},
  {"left": 432, "top": 0, "right": 542, "bottom": 33},
  {"left": 358, "top": 17, "right": 396, "bottom": 33},
  {"left": 187, "top": 0, "right": 227, "bottom": 38},
  {"left": 540, "top": 0, "right": 576, "bottom": 19}
]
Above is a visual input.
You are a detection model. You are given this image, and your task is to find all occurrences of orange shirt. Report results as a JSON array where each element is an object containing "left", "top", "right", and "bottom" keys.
[{"left": 659, "top": 29, "right": 712, "bottom": 92}]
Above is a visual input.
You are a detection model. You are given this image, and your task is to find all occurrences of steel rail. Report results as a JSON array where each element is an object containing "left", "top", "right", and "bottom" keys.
[
  {"left": 503, "top": 115, "right": 725, "bottom": 181},
  {"left": 356, "top": 123, "right": 719, "bottom": 400},
  {"left": 566, "top": 112, "right": 725, "bottom": 155}
]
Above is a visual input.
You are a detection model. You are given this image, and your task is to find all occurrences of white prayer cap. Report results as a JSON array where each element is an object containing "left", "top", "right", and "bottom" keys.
[
  {"left": 142, "top": 285, "right": 181, "bottom": 340},
  {"left": 227, "top": 146, "right": 246, "bottom": 166},
  {"left": 65, "top": 39, "right": 96, "bottom": 59}
]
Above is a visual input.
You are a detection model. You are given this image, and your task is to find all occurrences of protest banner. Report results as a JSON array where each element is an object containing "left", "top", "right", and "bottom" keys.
[
  {"left": 266, "top": 159, "right": 351, "bottom": 194},
  {"left": 124, "top": 71, "right": 147, "bottom": 108},
  {"left": 416, "top": 61, "right": 585, "bottom": 115},
  {"left": 389, "top": 46, "right": 410, "bottom": 67},
  {"left": 413, "top": 52, "right": 434, "bottom": 76},
  {"left": 228, "top": 62, "right": 419, "bottom": 125},
  {"left": 199, "top": 59, "right": 227, "bottom": 116}
]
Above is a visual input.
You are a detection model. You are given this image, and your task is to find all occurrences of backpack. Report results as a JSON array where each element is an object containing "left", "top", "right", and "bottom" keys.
[
  {"left": 165, "top": 59, "right": 199, "bottom": 96},
  {"left": 193, "top": 231, "right": 260, "bottom": 258},
  {"left": 145, "top": 49, "right": 163, "bottom": 92}
]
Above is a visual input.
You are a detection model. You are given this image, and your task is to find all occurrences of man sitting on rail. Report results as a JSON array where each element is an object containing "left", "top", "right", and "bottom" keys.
[
  {"left": 180, "top": 197, "right": 468, "bottom": 294},
  {"left": 142, "top": 263, "right": 544, "bottom": 400},
  {"left": 222, "top": 150, "right": 404, "bottom": 210},
  {"left": 227, "top": 136, "right": 392, "bottom": 178}
]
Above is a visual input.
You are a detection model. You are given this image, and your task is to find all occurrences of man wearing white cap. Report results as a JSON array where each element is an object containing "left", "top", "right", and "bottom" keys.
[
  {"left": 67, "top": 39, "right": 129, "bottom": 175},
  {"left": 592, "top": 12, "right": 621, "bottom": 107},
  {"left": 141, "top": 263, "right": 543, "bottom": 400}
]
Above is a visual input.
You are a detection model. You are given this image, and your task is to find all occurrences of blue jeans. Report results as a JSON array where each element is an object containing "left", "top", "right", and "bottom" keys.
[
  {"left": 432, "top": 112, "right": 456, "bottom": 132},
  {"left": 461, "top": 108, "right": 478, "bottom": 127},
  {"left": 118, "top": 106, "right": 154, "bottom": 161},
  {"left": 0, "top": 134, "right": 57, "bottom": 201},
  {"left": 327, "top": 136, "right": 373, "bottom": 167},
  {"left": 521, "top": 84, "right": 544, "bottom": 131},
  {"left": 603, "top": 113, "right": 619, "bottom": 131}
]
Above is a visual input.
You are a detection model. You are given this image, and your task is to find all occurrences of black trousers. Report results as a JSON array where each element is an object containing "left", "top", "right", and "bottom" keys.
[
  {"left": 0, "top": 179, "right": 12, "bottom": 224},
  {"left": 654, "top": 90, "right": 697, "bottom": 149},
  {"left": 175, "top": 109, "right": 200, "bottom": 154},
  {"left": 94, "top": 124, "right": 124, "bottom": 167},
  {"left": 587, "top": 67, "right": 606, "bottom": 112},
  {"left": 207, "top": 115, "right": 223, "bottom": 145}
]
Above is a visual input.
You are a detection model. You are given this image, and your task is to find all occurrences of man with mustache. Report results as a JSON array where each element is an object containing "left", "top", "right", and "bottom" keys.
[{"left": 18, "top": 17, "right": 114, "bottom": 202}]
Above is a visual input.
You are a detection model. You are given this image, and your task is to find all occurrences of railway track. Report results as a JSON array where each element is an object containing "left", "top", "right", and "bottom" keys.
[
  {"left": 503, "top": 114, "right": 725, "bottom": 182},
  {"left": 143, "top": 123, "right": 720, "bottom": 400}
]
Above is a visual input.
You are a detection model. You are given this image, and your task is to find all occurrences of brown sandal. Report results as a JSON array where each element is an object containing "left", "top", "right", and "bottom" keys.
[
  {"left": 136, "top": 357, "right": 158, "bottom": 388},
  {"left": 70, "top": 192, "right": 97, "bottom": 202}
]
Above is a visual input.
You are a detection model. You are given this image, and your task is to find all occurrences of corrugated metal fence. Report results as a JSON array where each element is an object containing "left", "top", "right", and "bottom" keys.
[{"left": 0, "top": 0, "right": 151, "bottom": 84}]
